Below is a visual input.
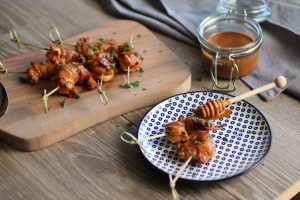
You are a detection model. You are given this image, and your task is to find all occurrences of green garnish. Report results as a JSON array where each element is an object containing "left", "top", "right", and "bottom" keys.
[
  {"left": 125, "top": 41, "right": 132, "bottom": 51},
  {"left": 86, "top": 59, "right": 92, "bottom": 65},
  {"left": 206, "top": 135, "right": 213, "bottom": 140},
  {"left": 112, "top": 50, "right": 118, "bottom": 58},
  {"left": 191, "top": 172, "right": 196, "bottom": 177},
  {"left": 193, "top": 139, "right": 201, "bottom": 145},
  {"left": 220, "top": 123, "right": 226, "bottom": 127},
  {"left": 222, "top": 137, "right": 228, "bottom": 142},
  {"left": 89, "top": 51, "right": 94, "bottom": 56},
  {"left": 139, "top": 68, "right": 144, "bottom": 73},
  {"left": 135, "top": 52, "right": 144, "bottom": 60},
  {"left": 61, "top": 99, "right": 68, "bottom": 108},
  {"left": 207, "top": 120, "right": 214, "bottom": 127},
  {"left": 192, "top": 116, "right": 197, "bottom": 123},
  {"left": 71, "top": 62, "right": 76, "bottom": 65},
  {"left": 110, "top": 62, "right": 116, "bottom": 68},
  {"left": 251, "top": 130, "right": 257, "bottom": 134},
  {"left": 41, "top": 60, "right": 47, "bottom": 65},
  {"left": 88, "top": 43, "right": 99, "bottom": 51},
  {"left": 98, "top": 37, "right": 105, "bottom": 42},
  {"left": 239, "top": 128, "right": 244, "bottom": 132},
  {"left": 19, "top": 76, "right": 30, "bottom": 83},
  {"left": 120, "top": 81, "right": 139, "bottom": 88},
  {"left": 74, "top": 93, "right": 81, "bottom": 99},
  {"left": 225, "top": 171, "right": 229, "bottom": 177},
  {"left": 56, "top": 63, "right": 64, "bottom": 70}
]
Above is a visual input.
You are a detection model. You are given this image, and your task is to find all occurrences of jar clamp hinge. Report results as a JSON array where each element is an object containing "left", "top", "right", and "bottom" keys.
[{"left": 211, "top": 53, "right": 239, "bottom": 92}]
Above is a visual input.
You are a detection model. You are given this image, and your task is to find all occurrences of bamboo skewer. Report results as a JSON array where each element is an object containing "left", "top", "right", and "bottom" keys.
[
  {"left": 48, "top": 26, "right": 74, "bottom": 48},
  {"left": 97, "top": 73, "right": 109, "bottom": 105},
  {"left": 122, "top": 66, "right": 137, "bottom": 96},
  {"left": 9, "top": 28, "right": 49, "bottom": 50},
  {"left": 0, "top": 61, "right": 26, "bottom": 75},
  {"left": 42, "top": 86, "right": 60, "bottom": 113},
  {"left": 120, "top": 131, "right": 190, "bottom": 200}
]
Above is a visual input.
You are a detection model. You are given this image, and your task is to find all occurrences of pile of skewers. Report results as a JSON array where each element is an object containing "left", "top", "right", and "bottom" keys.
[{"left": 1, "top": 27, "right": 144, "bottom": 112}]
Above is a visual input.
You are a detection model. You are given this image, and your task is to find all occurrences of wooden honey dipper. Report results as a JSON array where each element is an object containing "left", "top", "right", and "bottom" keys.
[{"left": 194, "top": 76, "right": 287, "bottom": 119}]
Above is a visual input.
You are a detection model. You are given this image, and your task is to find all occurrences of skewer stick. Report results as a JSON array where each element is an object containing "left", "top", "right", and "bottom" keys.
[
  {"left": 49, "top": 26, "right": 74, "bottom": 48},
  {"left": 9, "top": 28, "right": 49, "bottom": 50},
  {"left": 42, "top": 86, "right": 60, "bottom": 113},
  {"left": 0, "top": 62, "right": 26, "bottom": 75},
  {"left": 120, "top": 132, "right": 166, "bottom": 144},
  {"left": 129, "top": 35, "right": 133, "bottom": 47},
  {"left": 122, "top": 66, "right": 137, "bottom": 96},
  {"left": 120, "top": 131, "right": 191, "bottom": 200},
  {"left": 120, "top": 131, "right": 166, "bottom": 156},
  {"left": 169, "top": 156, "right": 193, "bottom": 200},
  {"left": 97, "top": 73, "right": 109, "bottom": 105}
]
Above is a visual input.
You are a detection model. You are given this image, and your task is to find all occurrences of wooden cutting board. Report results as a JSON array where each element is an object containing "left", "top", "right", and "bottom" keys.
[{"left": 0, "top": 20, "right": 191, "bottom": 151}]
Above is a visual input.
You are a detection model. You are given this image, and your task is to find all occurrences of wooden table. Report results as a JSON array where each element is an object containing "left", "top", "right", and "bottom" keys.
[{"left": 0, "top": 0, "right": 299, "bottom": 199}]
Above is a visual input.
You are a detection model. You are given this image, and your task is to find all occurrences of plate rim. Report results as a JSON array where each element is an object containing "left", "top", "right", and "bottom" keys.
[{"left": 137, "top": 91, "right": 272, "bottom": 182}]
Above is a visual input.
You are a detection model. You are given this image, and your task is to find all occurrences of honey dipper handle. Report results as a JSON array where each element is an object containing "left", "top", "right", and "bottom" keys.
[{"left": 228, "top": 76, "right": 287, "bottom": 104}]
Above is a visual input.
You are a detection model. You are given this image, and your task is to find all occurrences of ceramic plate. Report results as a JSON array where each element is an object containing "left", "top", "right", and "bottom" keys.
[{"left": 138, "top": 92, "right": 271, "bottom": 181}]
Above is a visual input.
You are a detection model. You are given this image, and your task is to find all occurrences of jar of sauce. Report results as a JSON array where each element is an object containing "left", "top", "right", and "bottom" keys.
[{"left": 197, "top": 13, "right": 263, "bottom": 91}]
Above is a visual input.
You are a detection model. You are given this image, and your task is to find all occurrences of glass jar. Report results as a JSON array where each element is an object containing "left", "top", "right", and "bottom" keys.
[
  {"left": 197, "top": 13, "right": 263, "bottom": 91},
  {"left": 216, "top": 0, "right": 272, "bottom": 22}
]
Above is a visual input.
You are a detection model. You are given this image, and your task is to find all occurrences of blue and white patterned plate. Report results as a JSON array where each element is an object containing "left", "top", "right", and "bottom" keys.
[{"left": 138, "top": 92, "right": 272, "bottom": 181}]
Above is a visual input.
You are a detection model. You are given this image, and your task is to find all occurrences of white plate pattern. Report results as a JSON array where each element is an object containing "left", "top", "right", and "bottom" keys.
[{"left": 138, "top": 92, "right": 271, "bottom": 181}]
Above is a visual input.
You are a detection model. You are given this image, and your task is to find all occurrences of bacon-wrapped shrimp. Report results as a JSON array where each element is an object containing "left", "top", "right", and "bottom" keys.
[
  {"left": 46, "top": 45, "right": 75, "bottom": 65},
  {"left": 96, "top": 38, "right": 118, "bottom": 54},
  {"left": 165, "top": 116, "right": 190, "bottom": 143},
  {"left": 118, "top": 42, "right": 144, "bottom": 72},
  {"left": 27, "top": 61, "right": 57, "bottom": 84},
  {"left": 89, "top": 52, "right": 117, "bottom": 82},
  {"left": 166, "top": 116, "right": 222, "bottom": 164},
  {"left": 75, "top": 37, "right": 95, "bottom": 58},
  {"left": 54, "top": 62, "right": 97, "bottom": 97},
  {"left": 177, "top": 131, "right": 215, "bottom": 164}
]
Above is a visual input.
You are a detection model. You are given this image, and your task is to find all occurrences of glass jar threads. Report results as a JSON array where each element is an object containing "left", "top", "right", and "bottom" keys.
[
  {"left": 216, "top": 0, "right": 272, "bottom": 22},
  {"left": 197, "top": 12, "right": 263, "bottom": 91}
]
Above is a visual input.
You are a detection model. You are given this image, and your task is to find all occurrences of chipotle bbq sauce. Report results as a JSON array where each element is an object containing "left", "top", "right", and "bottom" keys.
[{"left": 202, "top": 31, "right": 259, "bottom": 79}]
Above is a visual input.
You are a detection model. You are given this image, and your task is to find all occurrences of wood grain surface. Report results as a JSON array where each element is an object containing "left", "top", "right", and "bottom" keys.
[
  {"left": 0, "top": 0, "right": 299, "bottom": 200},
  {"left": 0, "top": 20, "right": 191, "bottom": 151}
]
